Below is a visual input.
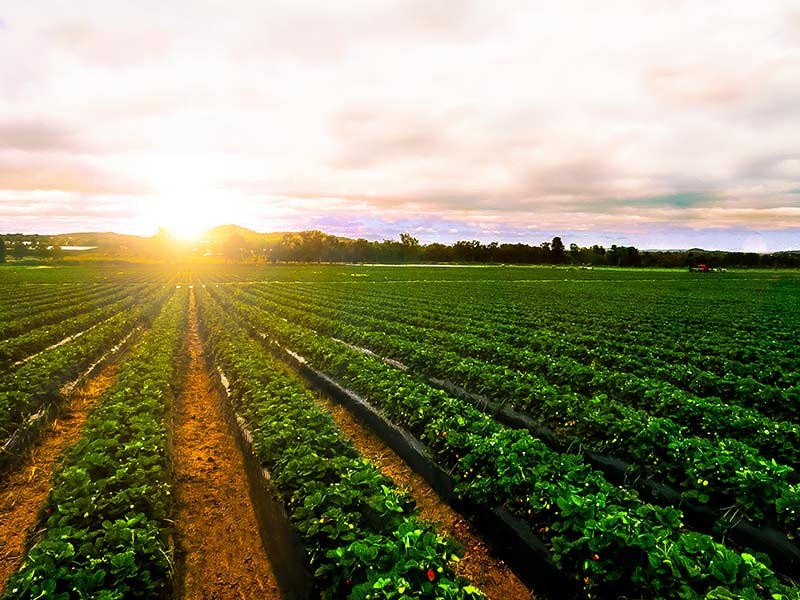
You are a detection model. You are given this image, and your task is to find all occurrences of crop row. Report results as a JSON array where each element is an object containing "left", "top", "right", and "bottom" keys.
[
  {"left": 0, "top": 284, "right": 126, "bottom": 333},
  {"left": 195, "top": 286, "right": 484, "bottom": 599},
  {"left": 0, "top": 284, "right": 63, "bottom": 309},
  {"left": 228, "top": 284, "right": 800, "bottom": 541},
  {"left": 208, "top": 285, "right": 798, "bottom": 599},
  {"left": 0, "top": 284, "right": 156, "bottom": 369},
  {"left": 3, "top": 289, "right": 187, "bottom": 599},
  {"left": 269, "top": 281, "right": 799, "bottom": 414},
  {"left": 0, "top": 283, "right": 140, "bottom": 336},
  {"left": 0, "top": 285, "right": 172, "bottom": 470},
  {"left": 0, "top": 281, "right": 97, "bottom": 303},
  {"left": 271, "top": 281, "right": 800, "bottom": 419},
  {"left": 248, "top": 283, "right": 800, "bottom": 470},
  {"left": 0, "top": 265, "right": 183, "bottom": 286},
  {"left": 259, "top": 281, "right": 799, "bottom": 424},
  {"left": 294, "top": 277, "right": 800, "bottom": 390},
  {"left": 258, "top": 280, "right": 800, "bottom": 464}
]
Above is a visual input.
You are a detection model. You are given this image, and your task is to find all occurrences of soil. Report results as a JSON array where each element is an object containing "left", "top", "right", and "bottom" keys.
[
  {"left": 0, "top": 361, "right": 119, "bottom": 591},
  {"left": 316, "top": 394, "right": 537, "bottom": 600},
  {"left": 171, "top": 292, "right": 281, "bottom": 600}
]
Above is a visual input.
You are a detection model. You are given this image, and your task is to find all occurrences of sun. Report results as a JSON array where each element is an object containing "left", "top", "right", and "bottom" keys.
[
  {"left": 158, "top": 196, "right": 220, "bottom": 241},
  {"left": 142, "top": 159, "right": 226, "bottom": 241}
]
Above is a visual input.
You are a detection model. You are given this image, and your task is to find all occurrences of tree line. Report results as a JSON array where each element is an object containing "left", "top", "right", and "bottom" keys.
[
  {"left": 2, "top": 230, "right": 799, "bottom": 269},
  {"left": 0, "top": 236, "right": 65, "bottom": 263},
  {"left": 255, "top": 231, "right": 800, "bottom": 269}
]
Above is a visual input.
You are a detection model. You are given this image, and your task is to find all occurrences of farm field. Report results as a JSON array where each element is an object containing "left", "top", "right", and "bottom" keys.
[{"left": 0, "top": 263, "right": 799, "bottom": 599}]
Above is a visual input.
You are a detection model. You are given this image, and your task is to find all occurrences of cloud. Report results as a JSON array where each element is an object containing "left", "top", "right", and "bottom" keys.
[
  {"left": 0, "top": 1, "right": 798, "bottom": 248},
  {"left": 328, "top": 106, "right": 451, "bottom": 168},
  {"left": 736, "top": 153, "right": 800, "bottom": 185},
  {"left": 645, "top": 67, "right": 755, "bottom": 106},
  {"left": 46, "top": 20, "right": 173, "bottom": 68},
  {"left": 0, "top": 153, "right": 148, "bottom": 195},
  {"left": 616, "top": 192, "right": 716, "bottom": 210},
  {"left": 0, "top": 191, "right": 142, "bottom": 234},
  {"left": 520, "top": 157, "right": 623, "bottom": 199},
  {"left": 226, "top": 0, "right": 485, "bottom": 65},
  {"left": 0, "top": 192, "right": 137, "bottom": 218},
  {"left": 0, "top": 120, "right": 77, "bottom": 152}
]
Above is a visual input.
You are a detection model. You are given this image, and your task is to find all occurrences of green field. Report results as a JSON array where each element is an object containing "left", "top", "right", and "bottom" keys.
[{"left": 1, "top": 264, "right": 798, "bottom": 599}]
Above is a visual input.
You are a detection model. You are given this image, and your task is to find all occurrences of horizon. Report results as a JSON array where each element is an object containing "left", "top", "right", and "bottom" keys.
[
  {"left": 1, "top": 224, "right": 798, "bottom": 254},
  {"left": 1, "top": 3, "right": 799, "bottom": 251}
]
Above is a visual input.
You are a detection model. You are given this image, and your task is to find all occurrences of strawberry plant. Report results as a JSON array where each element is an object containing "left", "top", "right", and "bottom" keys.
[
  {"left": 2, "top": 290, "right": 187, "bottom": 600},
  {"left": 210, "top": 284, "right": 799, "bottom": 598},
  {"left": 196, "top": 287, "right": 484, "bottom": 599},
  {"left": 232, "top": 283, "right": 800, "bottom": 541}
]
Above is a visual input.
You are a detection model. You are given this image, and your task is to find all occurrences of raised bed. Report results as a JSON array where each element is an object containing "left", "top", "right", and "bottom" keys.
[
  {"left": 336, "top": 338, "right": 800, "bottom": 578},
  {"left": 210, "top": 365, "right": 315, "bottom": 600},
  {"left": 429, "top": 374, "right": 800, "bottom": 578},
  {"left": 0, "top": 327, "right": 140, "bottom": 477},
  {"left": 278, "top": 343, "right": 579, "bottom": 598}
]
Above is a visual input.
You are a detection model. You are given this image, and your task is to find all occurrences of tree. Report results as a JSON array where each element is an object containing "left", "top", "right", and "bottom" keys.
[
  {"left": 569, "top": 243, "right": 580, "bottom": 262},
  {"left": 0, "top": 238, "right": 5, "bottom": 263},
  {"left": 420, "top": 243, "right": 452, "bottom": 262},
  {"left": 152, "top": 227, "right": 178, "bottom": 261},
  {"left": 623, "top": 246, "right": 641, "bottom": 267},
  {"left": 222, "top": 231, "right": 247, "bottom": 262},
  {"left": 399, "top": 233, "right": 420, "bottom": 262},
  {"left": 13, "top": 242, "right": 26, "bottom": 261},
  {"left": 299, "top": 230, "right": 326, "bottom": 262},
  {"left": 486, "top": 241, "right": 498, "bottom": 263},
  {"left": 607, "top": 244, "right": 623, "bottom": 266},
  {"left": 399, "top": 232, "right": 419, "bottom": 248},
  {"left": 453, "top": 240, "right": 481, "bottom": 262},
  {"left": 550, "top": 236, "right": 566, "bottom": 263},
  {"left": 348, "top": 238, "right": 372, "bottom": 263},
  {"left": 588, "top": 245, "right": 606, "bottom": 265}
]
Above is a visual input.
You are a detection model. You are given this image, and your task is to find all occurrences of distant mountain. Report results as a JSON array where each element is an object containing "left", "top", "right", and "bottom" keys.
[
  {"left": 4, "top": 226, "right": 307, "bottom": 258},
  {"left": 48, "top": 231, "right": 152, "bottom": 253},
  {"left": 201, "top": 224, "right": 294, "bottom": 246}
]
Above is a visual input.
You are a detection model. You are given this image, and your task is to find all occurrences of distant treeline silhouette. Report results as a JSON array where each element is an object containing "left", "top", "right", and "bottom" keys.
[
  {"left": 2, "top": 231, "right": 799, "bottom": 268},
  {"left": 265, "top": 231, "right": 800, "bottom": 268}
]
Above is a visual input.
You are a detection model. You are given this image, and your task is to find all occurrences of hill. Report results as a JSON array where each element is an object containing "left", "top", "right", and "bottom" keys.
[
  {"left": 49, "top": 231, "right": 152, "bottom": 254},
  {"left": 201, "top": 224, "right": 294, "bottom": 247}
]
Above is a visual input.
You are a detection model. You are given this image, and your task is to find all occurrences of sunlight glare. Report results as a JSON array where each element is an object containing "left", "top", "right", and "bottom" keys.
[
  {"left": 158, "top": 195, "right": 221, "bottom": 241},
  {"left": 144, "top": 159, "right": 226, "bottom": 240}
]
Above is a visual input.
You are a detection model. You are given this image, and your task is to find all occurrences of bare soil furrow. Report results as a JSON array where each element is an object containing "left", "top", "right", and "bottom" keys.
[
  {"left": 316, "top": 393, "right": 537, "bottom": 600},
  {"left": 171, "top": 292, "right": 281, "bottom": 600},
  {"left": 0, "top": 361, "right": 119, "bottom": 590}
]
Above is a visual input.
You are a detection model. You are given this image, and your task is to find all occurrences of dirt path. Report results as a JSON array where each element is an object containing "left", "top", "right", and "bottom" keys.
[
  {"left": 316, "top": 395, "right": 537, "bottom": 600},
  {"left": 171, "top": 292, "right": 281, "bottom": 600},
  {"left": 0, "top": 361, "right": 119, "bottom": 591}
]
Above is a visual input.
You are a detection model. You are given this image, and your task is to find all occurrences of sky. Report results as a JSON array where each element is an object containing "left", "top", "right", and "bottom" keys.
[{"left": 1, "top": 1, "right": 799, "bottom": 251}]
